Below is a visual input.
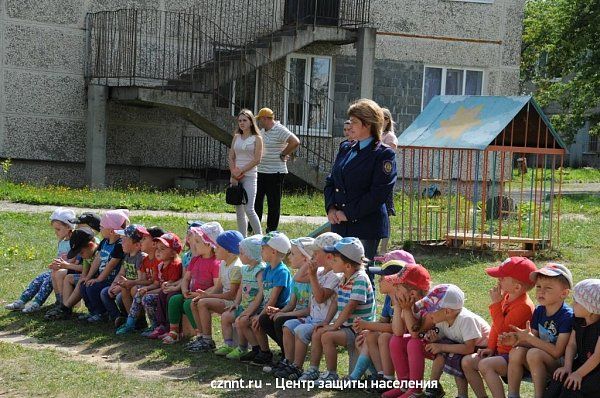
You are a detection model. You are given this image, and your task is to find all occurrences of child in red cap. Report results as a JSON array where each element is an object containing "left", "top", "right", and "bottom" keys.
[
  {"left": 383, "top": 263, "right": 432, "bottom": 398},
  {"left": 462, "top": 257, "right": 537, "bottom": 398}
]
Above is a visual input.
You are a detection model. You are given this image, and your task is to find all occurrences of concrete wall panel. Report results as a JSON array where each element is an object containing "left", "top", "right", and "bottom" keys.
[
  {"left": 106, "top": 124, "right": 185, "bottom": 168},
  {"left": 3, "top": 115, "right": 85, "bottom": 161},
  {"left": 4, "top": 70, "right": 86, "bottom": 117},
  {"left": 4, "top": 23, "right": 85, "bottom": 72},
  {"left": 6, "top": 0, "right": 82, "bottom": 26}
]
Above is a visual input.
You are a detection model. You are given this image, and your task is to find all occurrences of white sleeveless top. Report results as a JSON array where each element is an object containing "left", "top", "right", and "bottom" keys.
[{"left": 233, "top": 134, "right": 258, "bottom": 177}]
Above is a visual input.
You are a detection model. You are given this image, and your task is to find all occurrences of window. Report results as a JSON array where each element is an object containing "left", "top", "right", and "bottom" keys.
[
  {"left": 588, "top": 134, "right": 599, "bottom": 153},
  {"left": 216, "top": 70, "right": 259, "bottom": 116},
  {"left": 422, "top": 66, "right": 484, "bottom": 109},
  {"left": 231, "top": 70, "right": 259, "bottom": 116},
  {"left": 284, "top": 54, "right": 332, "bottom": 135}
]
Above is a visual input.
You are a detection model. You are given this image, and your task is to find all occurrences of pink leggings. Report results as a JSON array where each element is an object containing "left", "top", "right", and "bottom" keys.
[{"left": 389, "top": 334, "right": 426, "bottom": 383}]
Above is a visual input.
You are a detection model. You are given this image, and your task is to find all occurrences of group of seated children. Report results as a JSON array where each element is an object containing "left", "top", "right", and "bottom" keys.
[{"left": 5, "top": 207, "right": 600, "bottom": 398}]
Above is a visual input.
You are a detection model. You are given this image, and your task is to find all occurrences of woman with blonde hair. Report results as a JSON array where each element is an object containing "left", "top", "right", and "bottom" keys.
[
  {"left": 324, "top": 99, "right": 397, "bottom": 285},
  {"left": 228, "top": 109, "right": 264, "bottom": 236}
]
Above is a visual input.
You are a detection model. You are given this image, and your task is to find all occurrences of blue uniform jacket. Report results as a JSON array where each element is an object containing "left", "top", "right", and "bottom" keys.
[{"left": 324, "top": 139, "right": 397, "bottom": 240}]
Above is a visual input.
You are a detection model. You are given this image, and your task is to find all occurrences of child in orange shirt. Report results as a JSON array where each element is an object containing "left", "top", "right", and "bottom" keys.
[{"left": 462, "top": 257, "right": 537, "bottom": 398}]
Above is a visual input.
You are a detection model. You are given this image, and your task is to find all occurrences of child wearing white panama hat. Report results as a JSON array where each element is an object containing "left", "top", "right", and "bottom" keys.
[
  {"left": 5, "top": 207, "right": 76, "bottom": 313},
  {"left": 545, "top": 279, "right": 600, "bottom": 398}
]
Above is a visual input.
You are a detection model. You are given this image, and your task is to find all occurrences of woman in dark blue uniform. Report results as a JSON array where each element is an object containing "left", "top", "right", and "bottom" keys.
[{"left": 324, "top": 99, "right": 397, "bottom": 283}]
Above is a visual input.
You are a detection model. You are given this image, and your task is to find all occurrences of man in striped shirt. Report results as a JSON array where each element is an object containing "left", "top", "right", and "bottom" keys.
[
  {"left": 298, "top": 237, "right": 375, "bottom": 383},
  {"left": 254, "top": 107, "right": 300, "bottom": 233}
]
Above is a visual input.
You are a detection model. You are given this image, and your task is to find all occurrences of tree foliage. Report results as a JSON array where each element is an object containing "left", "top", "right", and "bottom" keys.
[{"left": 521, "top": 0, "right": 600, "bottom": 143}]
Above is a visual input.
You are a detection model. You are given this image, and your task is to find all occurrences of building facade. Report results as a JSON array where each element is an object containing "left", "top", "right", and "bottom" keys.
[{"left": 0, "top": 0, "right": 525, "bottom": 189}]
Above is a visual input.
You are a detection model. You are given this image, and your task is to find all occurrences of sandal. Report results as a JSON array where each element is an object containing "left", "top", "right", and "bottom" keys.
[{"left": 162, "top": 331, "right": 180, "bottom": 345}]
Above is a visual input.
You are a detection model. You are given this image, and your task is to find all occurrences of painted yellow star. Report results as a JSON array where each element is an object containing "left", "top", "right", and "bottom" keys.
[{"left": 434, "top": 105, "right": 483, "bottom": 140}]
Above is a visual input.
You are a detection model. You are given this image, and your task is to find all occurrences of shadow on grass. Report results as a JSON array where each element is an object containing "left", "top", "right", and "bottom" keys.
[
  {"left": 0, "top": 311, "right": 363, "bottom": 397},
  {"left": 409, "top": 245, "right": 500, "bottom": 272}
]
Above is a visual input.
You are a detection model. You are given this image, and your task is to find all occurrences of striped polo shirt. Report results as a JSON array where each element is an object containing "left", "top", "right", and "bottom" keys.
[
  {"left": 257, "top": 122, "right": 293, "bottom": 174},
  {"left": 336, "top": 269, "right": 375, "bottom": 327}
]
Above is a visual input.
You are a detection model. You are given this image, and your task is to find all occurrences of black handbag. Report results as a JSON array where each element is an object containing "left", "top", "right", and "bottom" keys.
[{"left": 225, "top": 184, "right": 248, "bottom": 205}]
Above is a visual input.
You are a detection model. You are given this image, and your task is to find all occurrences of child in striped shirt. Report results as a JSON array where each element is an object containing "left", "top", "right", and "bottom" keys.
[{"left": 304, "top": 237, "right": 375, "bottom": 383}]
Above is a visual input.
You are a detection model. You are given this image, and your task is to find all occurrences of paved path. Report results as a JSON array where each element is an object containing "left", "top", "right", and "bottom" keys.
[
  {"left": 559, "top": 182, "right": 600, "bottom": 193},
  {"left": 0, "top": 182, "right": 596, "bottom": 224},
  {"left": 0, "top": 201, "right": 328, "bottom": 225}
]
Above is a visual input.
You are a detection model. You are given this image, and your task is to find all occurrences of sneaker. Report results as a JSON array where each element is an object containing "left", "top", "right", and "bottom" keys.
[
  {"left": 44, "top": 306, "right": 62, "bottom": 318},
  {"left": 114, "top": 316, "right": 126, "bottom": 328},
  {"left": 116, "top": 323, "right": 136, "bottom": 335},
  {"left": 274, "top": 362, "right": 300, "bottom": 379},
  {"left": 5, "top": 300, "right": 25, "bottom": 311},
  {"left": 263, "top": 359, "right": 286, "bottom": 374},
  {"left": 299, "top": 367, "right": 320, "bottom": 381},
  {"left": 87, "top": 313, "right": 105, "bottom": 323},
  {"left": 287, "top": 364, "right": 303, "bottom": 380},
  {"left": 316, "top": 371, "right": 339, "bottom": 387},
  {"left": 184, "top": 336, "right": 201, "bottom": 348},
  {"left": 382, "top": 388, "right": 409, "bottom": 398},
  {"left": 424, "top": 386, "right": 445, "bottom": 398},
  {"left": 185, "top": 338, "right": 207, "bottom": 352},
  {"left": 196, "top": 338, "right": 216, "bottom": 352},
  {"left": 22, "top": 301, "right": 41, "bottom": 313},
  {"left": 402, "top": 392, "right": 425, "bottom": 398},
  {"left": 365, "top": 374, "right": 391, "bottom": 394},
  {"left": 225, "top": 347, "right": 246, "bottom": 360},
  {"left": 214, "top": 345, "right": 235, "bottom": 356},
  {"left": 238, "top": 349, "right": 258, "bottom": 362},
  {"left": 140, "top": 327, "right": 156, "bottom": 337},
  {"left": 44, "top": 306, "right": 67, "bottom": 320},
  {"left": 147, "top": 326, "right": 168, "bottom": 339},
  {"left": 56, "top": 308, "right": 73, "bottom": 320},
  {"left": 251, "top": 351, "right": 273, "bottom": 366},
  {"left": 77, "top": 313, "right": 91, "bottom": 321}
]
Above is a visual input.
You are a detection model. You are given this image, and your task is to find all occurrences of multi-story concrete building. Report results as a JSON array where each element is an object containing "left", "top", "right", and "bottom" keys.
[{"left": 0, "top": 0, "right": 525, "bottom": 189}]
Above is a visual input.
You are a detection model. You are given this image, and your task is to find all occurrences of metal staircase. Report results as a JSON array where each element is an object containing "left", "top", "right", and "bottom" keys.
[{"left": 85, "top": 2, "right": 371, "bottom": 189}]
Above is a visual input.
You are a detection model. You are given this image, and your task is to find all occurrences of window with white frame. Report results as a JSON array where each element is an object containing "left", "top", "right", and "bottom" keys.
[
  {"left": 284, "top": 54, "right": 332, "bottom": 135},
  {"left": 422, "top": 66, "right": 484, "bottom": 109},
  {"left": 230, "top": 70, "right": 259, "bottom": 116}
]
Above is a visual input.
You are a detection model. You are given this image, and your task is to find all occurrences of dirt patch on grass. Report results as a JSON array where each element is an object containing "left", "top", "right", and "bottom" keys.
[
  {"left": 0, "top": 201, "right": 327, "bottom": 225},
  {"left": 561, "top": 213, "right": 590, "bottom": 222},
  {"left": 0, "top": 332, "right": 196, "bottom": 382}
]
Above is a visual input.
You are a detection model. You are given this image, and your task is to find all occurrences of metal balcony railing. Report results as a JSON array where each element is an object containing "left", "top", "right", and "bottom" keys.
[
  {"left": 86, "top": 2, "right": 370, "bottom": 180},
  {"left": 182, "top": 0, "right": 371, "bottom": 47}
]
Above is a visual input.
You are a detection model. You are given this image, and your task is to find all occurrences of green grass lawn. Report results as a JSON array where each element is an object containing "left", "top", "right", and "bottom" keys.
[
  {"left": 508, "top": 167, "right": 600, "bottom": 191},
  {"left": 0, "top": 180, "right": 325, "bottom": 216},
  {"left": 0, "top": 195, "right": 599, "bottom": 397}
]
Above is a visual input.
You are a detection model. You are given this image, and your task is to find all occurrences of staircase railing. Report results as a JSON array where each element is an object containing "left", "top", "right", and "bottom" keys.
[
  {"left": 85, "top": 5, "right": 370, "bottom": 180},
  {"left": 183, "top": 0, "right": 371, "bottom": 48}
]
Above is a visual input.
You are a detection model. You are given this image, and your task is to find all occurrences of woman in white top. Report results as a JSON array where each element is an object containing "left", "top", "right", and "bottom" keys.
[
  {"left": 380, "top": 108, "right": 398, "bottom": 254},
  {"left": 228, "top": 109, "right": 264, "bottom": 236}
]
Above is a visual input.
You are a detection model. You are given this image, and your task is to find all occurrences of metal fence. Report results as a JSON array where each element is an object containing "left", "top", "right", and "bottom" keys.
[{"left": 181, "top": 135, "right": 229, "bottom": 171}]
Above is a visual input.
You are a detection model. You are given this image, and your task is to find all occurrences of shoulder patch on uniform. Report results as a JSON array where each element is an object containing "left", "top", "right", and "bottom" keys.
[{"left": 383, "top": 160, "right": 393, "bottom": 175}]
